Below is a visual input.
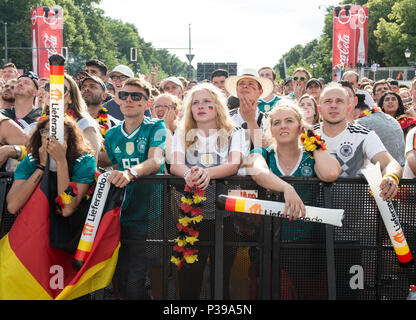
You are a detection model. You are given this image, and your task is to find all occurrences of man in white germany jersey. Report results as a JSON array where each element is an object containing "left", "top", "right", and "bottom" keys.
[
  {"left": 225, "top": 68, "right": 274, "bottom": 150},
  {"left": 314, "top": 83, "right": 402, "bottom": 201}
]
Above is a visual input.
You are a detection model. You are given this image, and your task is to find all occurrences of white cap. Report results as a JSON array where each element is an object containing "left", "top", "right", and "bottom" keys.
[
  {"left": 109, "top": 65, "right": 134, "bottom": 78},
  {"left": 160, "top": 76, "right": 184, "bottom": 90}
]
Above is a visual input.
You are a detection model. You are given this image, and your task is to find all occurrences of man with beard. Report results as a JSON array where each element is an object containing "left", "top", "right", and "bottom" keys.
[
  {"left": 80, "top": 74, "right": 119, "bottom": 168},
  {"left": 0, "top": 79, "right": 17, "bottom": 109}
]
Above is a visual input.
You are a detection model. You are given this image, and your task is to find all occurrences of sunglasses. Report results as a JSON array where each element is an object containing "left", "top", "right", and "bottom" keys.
[
  {"left": 18, "top": 71, "right": 39, "bottom": 89},
  {"left": 118, "top": 91, "right": 148, "bottom": 101},
  {"left": 40, "top": 128, "right": 49, "bottom": 137},
  {"left": 154, "top": 104, "right": 175, "bottom": 110},
  {"left": 293, "top": 76, "right": 307, "bottom": 82},
  {"left": 110, "top": 75, "right": 128, "bottom": 81},
  {"left": 44, "top": 83, "right": 69, "bottom": 94},
  {"left": 20, "top": 71, "right": 39, "bottom": 81}
]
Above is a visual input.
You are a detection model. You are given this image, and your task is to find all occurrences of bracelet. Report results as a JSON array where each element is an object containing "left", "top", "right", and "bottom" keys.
[
  {"left": 300, "top": 129, "right": 327, "bottom": 159},
  {"left": 36, "top": 164, "right": 46, "bottom": 171},
  {"left": 184, "top": 168, "right": 191, "bottom": 180},
  {"left": 17, "top": 145, "right": 27, "bottom": 161},
  {"left": 383, "top": 174, "right": 400, "bottom": 185}
]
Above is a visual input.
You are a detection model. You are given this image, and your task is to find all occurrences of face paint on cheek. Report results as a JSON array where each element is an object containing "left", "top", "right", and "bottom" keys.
[{"left": 208, "top": 106, "right": 214, "bottom": 110}]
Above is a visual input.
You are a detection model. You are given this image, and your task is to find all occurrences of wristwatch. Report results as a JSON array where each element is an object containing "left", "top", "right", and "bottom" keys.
[
  {"left": 13, "top": 145, "right": 21, "bottom": 160},
  {"left": 128, "top": 167, "right": 139, "bottom": 181}
]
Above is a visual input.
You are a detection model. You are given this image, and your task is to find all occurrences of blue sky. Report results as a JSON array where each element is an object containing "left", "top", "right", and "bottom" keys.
[{"left": 99, "top": 0, "right": 342, "bottom": 72}]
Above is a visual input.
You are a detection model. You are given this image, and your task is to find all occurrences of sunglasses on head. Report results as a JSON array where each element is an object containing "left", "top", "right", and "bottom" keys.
[
  {"left": 18, "top": 71, "right": 39, "bottom": 89},
  {"left": 118, "top": 91, "right": 148, "bottom": 101},
  {"left": 44, "top": 82, "right": 69, "bottom": 94},
  {"left": 293, "top": 76, "right": 307, "bottom": 81},
  {"left": 20, "top": 71, "right": 39, "bottom": 81}
]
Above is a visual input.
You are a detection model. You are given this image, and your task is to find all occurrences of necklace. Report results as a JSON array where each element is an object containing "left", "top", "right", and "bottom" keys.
[{"left": 277, "top": 148, "right": 301, "bottom": 173}]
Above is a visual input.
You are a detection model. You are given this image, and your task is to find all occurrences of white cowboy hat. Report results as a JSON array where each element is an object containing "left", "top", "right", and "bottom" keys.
[{"left": 224, "top": 68, "right": 274, "bottom": 99}]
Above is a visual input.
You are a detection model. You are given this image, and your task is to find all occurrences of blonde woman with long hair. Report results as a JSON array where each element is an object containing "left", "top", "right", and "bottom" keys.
[
  {"left": 247, "top": 100, "right": 340, "bottom": 215},
  {"left": 245, "top": 99, "right": 340, "bottom": 299},
  {"left": 170, "top": 82, "right": 248, "bottom": 299}
]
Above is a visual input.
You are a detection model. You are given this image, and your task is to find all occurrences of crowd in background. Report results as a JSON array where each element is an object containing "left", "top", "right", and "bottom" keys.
[{"left": 0, "top": 59, "right": 415, "bottom": 299}]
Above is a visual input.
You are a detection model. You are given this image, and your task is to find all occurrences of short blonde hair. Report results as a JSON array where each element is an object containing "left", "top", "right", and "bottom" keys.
[
  {"left": 267, "top": 99, "right": 305, "bottom": 149},
  {"left": 153, "top": 92, "right": 182, "bottom": 113},
  {"left": 123, "top": 77, "right": 152, "bottom": 99}
]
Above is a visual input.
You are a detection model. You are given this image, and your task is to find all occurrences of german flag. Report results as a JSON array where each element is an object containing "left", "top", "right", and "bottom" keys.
[{"left": 0, "top": 166, "right": 123, "bottom": 300}]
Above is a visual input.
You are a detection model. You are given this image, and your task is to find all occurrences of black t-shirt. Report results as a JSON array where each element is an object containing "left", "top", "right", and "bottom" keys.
[{"left": 1, "top": 106, "right": 42, "bottom": 129}]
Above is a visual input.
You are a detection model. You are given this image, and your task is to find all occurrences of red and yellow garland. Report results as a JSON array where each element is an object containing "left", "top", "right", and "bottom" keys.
[
  {"left": 358, "top": 106, "right": 381, "bottom": 118},
  {"left": 300, "top": 129, "right": 327, "bottom": 159},
  {"left": 97, "top": 106, "right": 110, "bottom": 138},
  {"left": 55, "top": 182, "right": 78, "bottom": 215},
  {"left": 171, "top": 184, "right": 206, "bottom": 270}
]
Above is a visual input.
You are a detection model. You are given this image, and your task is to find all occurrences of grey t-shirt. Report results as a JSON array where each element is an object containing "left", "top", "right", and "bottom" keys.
[{"left": 356, "top": 112, "right": 405, "bottom": 167}]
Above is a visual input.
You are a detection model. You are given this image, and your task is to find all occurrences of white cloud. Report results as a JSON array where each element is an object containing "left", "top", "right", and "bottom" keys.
[{"left": 99, "top": 0, "right": 341, "bottom": 72}]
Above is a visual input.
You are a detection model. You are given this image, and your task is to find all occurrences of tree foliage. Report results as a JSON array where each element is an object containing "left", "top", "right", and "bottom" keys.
[
  {"left": 274, "top": 0, "right": 416, "bottom": 81},
  {"left": 0, "top": 0, "right": 189, "bottom": 79}
]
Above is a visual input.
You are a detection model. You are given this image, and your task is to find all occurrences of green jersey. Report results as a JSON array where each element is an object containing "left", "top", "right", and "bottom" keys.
[
  {"left": 14, "top": 153, "right": 96, "bottom": 184},
  {"left": 252, "top": 146, "right": 315, "bottom": 178},
  {"left": 251, "top": 146, "right": 322, "bottom": 241},
  {"left": 105, "top": 117, "right": 166, "bottom": 231},
  {"left": 257, "top": 95, "right": 281, "bottom": 113}
]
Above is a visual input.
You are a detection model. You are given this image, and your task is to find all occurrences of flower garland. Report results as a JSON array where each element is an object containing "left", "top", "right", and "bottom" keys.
[
  {"left": 397, "top": 114, "right": 416, "bottom": 131},
  {"left": 85, "top": 170, "right": 103, "bottom": 201},
  {"left": 55, "top": 182, "right": 78, "bottom": 215},
  {"left": 97, "top": 107, "right": 110, "bottom": 151},
  {"left": 97, "top": 106, "right": 110, "bottom": 138},
  {"left": 171, "top": 184, "right": 206, "bottom": 270},
  {"left": 38, "top": 109, "right": 77, "bottom": 123},
  {"left": 300, "top": 129, "right": 327, "bottom": 159},
  {"left": 358, "top": 106, "right": 382, "bottom": 118}
]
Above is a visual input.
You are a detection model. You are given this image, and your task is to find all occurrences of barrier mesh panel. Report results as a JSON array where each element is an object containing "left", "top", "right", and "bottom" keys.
[{"left": 2, "top": 176, "right": 416, "bottom": 300}]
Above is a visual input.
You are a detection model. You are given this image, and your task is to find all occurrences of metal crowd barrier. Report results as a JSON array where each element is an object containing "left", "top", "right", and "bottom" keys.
[{"left": 1, "top": 173, "right": 415, "bottom": 300}]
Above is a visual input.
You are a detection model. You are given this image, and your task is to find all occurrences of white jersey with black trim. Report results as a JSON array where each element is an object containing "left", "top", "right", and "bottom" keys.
[{"left": 314, "top": 122, "right": 387, "bottom": 177}]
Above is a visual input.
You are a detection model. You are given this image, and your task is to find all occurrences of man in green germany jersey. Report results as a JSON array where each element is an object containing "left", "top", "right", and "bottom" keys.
[{"left": 105, "top": 77, "right": 166, "bottom": 299}]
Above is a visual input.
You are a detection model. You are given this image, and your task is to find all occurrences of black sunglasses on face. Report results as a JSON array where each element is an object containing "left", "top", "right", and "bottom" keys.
[{"left": 118, "top": 91, "right": 148, "bottom": 101}]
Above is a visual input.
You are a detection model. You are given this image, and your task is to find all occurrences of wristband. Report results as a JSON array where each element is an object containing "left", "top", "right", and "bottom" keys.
[
  {"left": 36, "top": 164, "right": 46, "bottom": 171},
  {"left": 17, "top": 145, "right": 27, "bottom": 161},
  {"left": 383, "top": 174, "right": 400, "bottom": 185}
]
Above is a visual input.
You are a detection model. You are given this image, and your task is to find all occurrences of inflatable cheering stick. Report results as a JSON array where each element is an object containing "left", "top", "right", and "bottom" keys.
[
  {"left": 48, "top": 53, "right": 66, "bottom": 171},
  {"left": 216, "top": 194, "right": 344, "bottom": 227},
  {"left": 73, "top": 172, "right": 112, "bottom": 270},
  {"left": 362, "top": 162, "right": 413, "bottom": 267}
]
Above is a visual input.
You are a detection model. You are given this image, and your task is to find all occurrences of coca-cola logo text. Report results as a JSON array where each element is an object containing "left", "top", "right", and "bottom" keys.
[
  {"left": 337, "top": 34, "right": 350, "bottom": 66},
  {"left": 43, "top": 33, "right": 58, "bottom": 71}
]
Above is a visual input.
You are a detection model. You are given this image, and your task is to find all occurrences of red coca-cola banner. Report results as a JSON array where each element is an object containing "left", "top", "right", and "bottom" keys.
[
  {"left": 31, "top": 6, "right": 63, "bottom": 78},
  {"left": 332, "top": 5, "right": 368, "bottom": 80}
]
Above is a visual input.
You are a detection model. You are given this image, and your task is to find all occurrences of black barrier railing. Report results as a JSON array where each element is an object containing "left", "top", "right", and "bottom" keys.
[{"left": 1, "top": 173, "right": 416, "bottom": 300}]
